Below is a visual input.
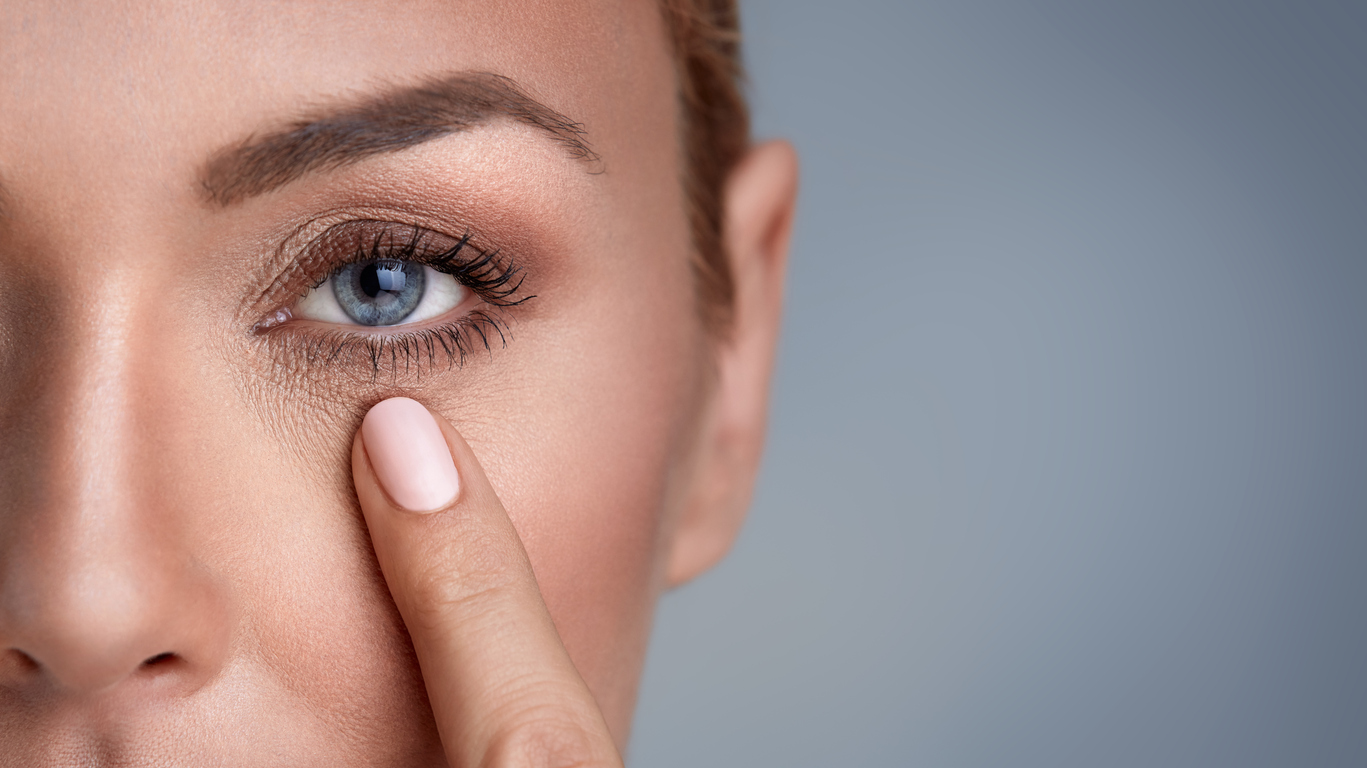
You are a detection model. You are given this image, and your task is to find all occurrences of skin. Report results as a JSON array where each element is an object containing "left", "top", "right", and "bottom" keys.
[{"left": 0, "top": 0, "right": 797, "bottom": 765}]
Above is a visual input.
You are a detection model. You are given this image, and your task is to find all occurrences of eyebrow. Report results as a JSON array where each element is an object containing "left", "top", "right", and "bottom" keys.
[{"left": 201, "top": 72, "right": 600, "bottom": 206}]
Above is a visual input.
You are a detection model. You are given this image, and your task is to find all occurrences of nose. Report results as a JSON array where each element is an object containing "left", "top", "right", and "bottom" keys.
[
  {"left": 0, "top": 541, "right": 227, "bottom": 695},
  {"left": 0, "top": 514, "right": 229, "bottom": 695},
  {"left": 0, "top": 299, "right": 231, "bottom": 698}
]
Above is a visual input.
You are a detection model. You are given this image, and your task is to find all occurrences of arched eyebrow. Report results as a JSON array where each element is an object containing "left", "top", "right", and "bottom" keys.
[{"left": 200, "top": 71, "right": 600, "bottom": 206}]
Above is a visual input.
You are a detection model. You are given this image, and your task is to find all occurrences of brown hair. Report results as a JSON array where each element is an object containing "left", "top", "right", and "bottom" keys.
[{"left": 658, "top": 0, "right": 750, "bottom": 335}]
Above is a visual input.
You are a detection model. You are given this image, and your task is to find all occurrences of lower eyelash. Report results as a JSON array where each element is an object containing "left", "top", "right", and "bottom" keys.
[
  {"left": 269, "top": 307, "right": 511, "bottom": 381},
  {"left": 372, "top": 308, "right": 509, "bottom": 375}
]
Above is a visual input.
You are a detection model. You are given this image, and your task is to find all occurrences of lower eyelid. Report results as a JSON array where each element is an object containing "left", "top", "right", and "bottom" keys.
[{"left": 259, "top": 306, "right": 515, "bottom": 383}]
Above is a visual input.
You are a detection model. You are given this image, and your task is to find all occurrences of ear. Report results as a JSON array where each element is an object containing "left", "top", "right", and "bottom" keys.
[{"left": 667, "top": 140, "right": 799, "bottom": 587}]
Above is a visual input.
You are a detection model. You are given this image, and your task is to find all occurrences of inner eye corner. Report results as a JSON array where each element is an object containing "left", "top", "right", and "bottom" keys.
[{"left": 253, "top": 308, "right": 295, "bottom": 334}]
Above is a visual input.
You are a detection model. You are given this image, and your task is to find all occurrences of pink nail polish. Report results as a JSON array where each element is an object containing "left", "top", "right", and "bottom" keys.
[{"left": 361, "top": 398, "right": 461, "bottom": 513}]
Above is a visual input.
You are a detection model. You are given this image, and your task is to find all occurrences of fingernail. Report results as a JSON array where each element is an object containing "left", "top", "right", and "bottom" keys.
[{"left": 362, "top": 397, "right": 461, "bottom": 513}]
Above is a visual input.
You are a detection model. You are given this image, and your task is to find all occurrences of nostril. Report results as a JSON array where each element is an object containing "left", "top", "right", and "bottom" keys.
[
  {"left": 141, "top": 652, "right": 177, "bottom": 668},
  {"left": 11, "top": 649, "right": 40, "bottom": 672},
  {"left": 0, "top": 649, "right": 42, "bottom": 687},
  {"left": 3, "top": 648, "right": 41, "bottom": 673}
]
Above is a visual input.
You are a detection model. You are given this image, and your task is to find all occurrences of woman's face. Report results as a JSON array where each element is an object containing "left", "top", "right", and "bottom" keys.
[{"left": 0, "top": 0, "right": 746, "bottom": 763}]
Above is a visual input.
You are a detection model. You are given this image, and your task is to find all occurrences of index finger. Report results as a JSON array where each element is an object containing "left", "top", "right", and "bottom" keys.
[{"left": 352, "top": 397, "right": 622, "bottom": 768}]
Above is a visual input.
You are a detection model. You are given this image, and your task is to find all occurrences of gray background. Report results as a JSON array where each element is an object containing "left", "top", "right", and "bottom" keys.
[{"left": 629, "top": 1, "right": 1367, "bottom": 767}]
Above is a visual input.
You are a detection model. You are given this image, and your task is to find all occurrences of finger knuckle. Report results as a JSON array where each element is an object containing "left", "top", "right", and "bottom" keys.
[
  {"left": 403, "top": 530, "right": 527, "bottom": 626},
  {"left": 482, "top": 711, "right": 618, "bottom": 768}
]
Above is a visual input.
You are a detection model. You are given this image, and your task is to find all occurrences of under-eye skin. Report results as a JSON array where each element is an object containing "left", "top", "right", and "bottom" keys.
[{"left": 257, "top": 220, "right": 532, "bottom": 377}]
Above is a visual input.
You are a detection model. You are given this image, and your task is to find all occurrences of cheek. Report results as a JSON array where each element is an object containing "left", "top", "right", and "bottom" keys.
[
  {"left": 482, "top": 324, "right": 706, "bottom": 721},
  {"left": 236, "top": 226, "right": 708, "bottom": 740},
  {"left": 424, "top": 251, "right": 709, "bottom": 730},
  {"left": 171, "top": 384, "right": 443, "bottom": 758}
]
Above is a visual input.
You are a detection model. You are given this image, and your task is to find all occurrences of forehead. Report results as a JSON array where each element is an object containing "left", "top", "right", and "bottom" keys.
[{"left": 0, "top": 0, "right": 672, "bottom": 211}]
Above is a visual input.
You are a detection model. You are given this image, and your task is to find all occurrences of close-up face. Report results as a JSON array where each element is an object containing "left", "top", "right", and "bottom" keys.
[{"left": 0, "top": 0, "right": 795, "bottom": 764}]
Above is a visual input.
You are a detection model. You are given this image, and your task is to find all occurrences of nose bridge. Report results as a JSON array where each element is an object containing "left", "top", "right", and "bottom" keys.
[
  {"left": 0, "top": 270, "right": 229, "bottom": 696},
  {"left": 65, "top": 287, "right": 140, "bottom": 527}
]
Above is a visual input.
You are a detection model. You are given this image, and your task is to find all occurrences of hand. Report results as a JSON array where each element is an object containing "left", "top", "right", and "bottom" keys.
[{"left": 352, "top": 397, "right": 623, "bottom": 768}]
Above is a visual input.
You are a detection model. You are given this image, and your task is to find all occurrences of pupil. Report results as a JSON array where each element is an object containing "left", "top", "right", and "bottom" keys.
[{"left": 360, "top": 262, "right": 406, "bottom": 298}]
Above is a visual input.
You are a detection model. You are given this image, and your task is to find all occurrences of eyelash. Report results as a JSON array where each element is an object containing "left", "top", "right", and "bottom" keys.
[
  {"left": 262, "top": 221, "right": 534, "bottom": 378},
  {"left": 352, "top": 226, "right": 529, "bottom": 306}
]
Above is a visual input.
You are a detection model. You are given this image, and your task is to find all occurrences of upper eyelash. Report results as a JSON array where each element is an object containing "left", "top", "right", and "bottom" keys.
[
  {"left": 316, "top": 222, "right": 535, "bottom": 308},
  {"left": 416, "top": 232, "right": 532, "bottom": 307}
]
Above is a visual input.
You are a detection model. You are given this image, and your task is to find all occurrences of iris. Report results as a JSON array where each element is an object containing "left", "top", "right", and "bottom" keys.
[{"left": 333, "top": 260, "right": 427, "bottom": 326}]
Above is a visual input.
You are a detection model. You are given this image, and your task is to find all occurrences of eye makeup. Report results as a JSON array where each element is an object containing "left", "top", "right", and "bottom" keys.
[{"left": 255, "top": 218, "right": 533, "bottom": 379}]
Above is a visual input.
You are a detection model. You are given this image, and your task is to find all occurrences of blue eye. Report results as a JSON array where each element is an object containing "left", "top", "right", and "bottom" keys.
[
  {"left": 293, "top": 259, "right": 469, "bottom": 328},
  {"left": 333, "top": 259, "right": 425, "bottom": 326}
]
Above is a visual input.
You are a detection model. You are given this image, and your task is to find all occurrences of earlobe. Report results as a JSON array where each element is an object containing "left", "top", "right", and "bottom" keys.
[{"left": 667, "top": 140, "right": 799, "bottom": 587}]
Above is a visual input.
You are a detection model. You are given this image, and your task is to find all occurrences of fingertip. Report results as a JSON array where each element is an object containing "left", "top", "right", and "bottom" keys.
[
  {"left": 360, "top": 397, "right": 461, "bottom": 513},
  {"left": 349, "top": 401, "right": 621, "bottom": 768}
]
